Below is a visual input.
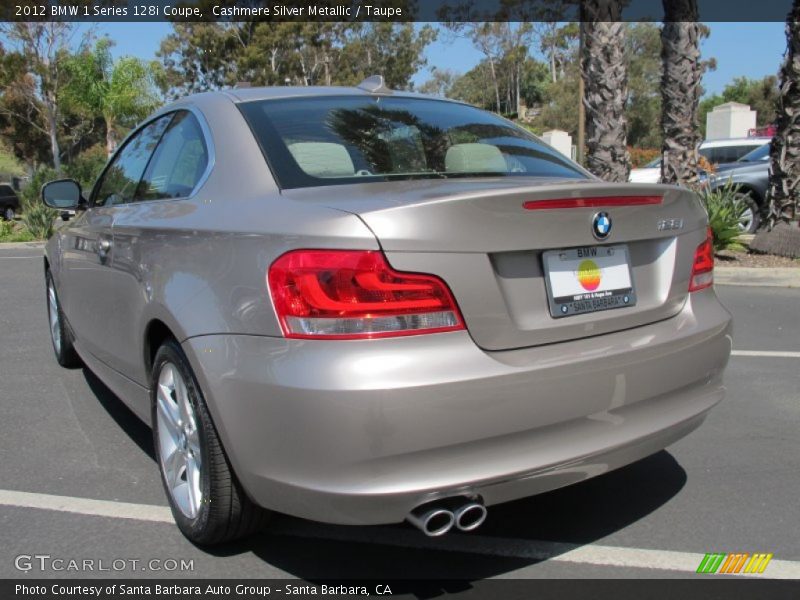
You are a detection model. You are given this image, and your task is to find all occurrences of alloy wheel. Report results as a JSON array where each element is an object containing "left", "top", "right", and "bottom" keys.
[
  {"left": 156, "top": 362, "right": 203, "bottom": 519},
  {"left": 47, "top": 281, "right": 61, "bottom": 354},
  {"left": 739, "top": 206, "right": 754, "bottom": 233}
]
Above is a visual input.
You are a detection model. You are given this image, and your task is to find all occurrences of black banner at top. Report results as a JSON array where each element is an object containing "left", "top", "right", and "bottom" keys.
[{"left": 0, "top": 0, "right": 797, "bottom": 23}]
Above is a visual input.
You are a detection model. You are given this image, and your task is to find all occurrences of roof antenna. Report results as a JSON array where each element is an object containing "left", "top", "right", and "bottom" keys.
[{"left": 357, "top": 75, "right": 392, "bottom": 94}]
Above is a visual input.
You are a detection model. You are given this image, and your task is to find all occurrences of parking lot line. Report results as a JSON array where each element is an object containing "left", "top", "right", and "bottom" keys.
[
  {"left": 731, "top": 350, "right": 800, "bottom": 358},
  {"left": 2, "top": 488, "right": 799, "bottom": 578},
  {"left": 0, "top": 489, "right": 172, "bottom": 523}
]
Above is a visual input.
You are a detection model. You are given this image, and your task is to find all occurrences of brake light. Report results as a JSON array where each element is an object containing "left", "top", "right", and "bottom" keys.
[
  {"left": 268, "top": 250, "right": 465, "bottom": 339},
  {"left": 523, "top": 196, "right": 662, "bottom": 210},
  {"left": 689, "top": 227, "right": 714, "bottom": 292}
]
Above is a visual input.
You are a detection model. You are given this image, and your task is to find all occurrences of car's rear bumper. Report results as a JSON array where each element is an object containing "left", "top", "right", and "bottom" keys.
[{"left": 182, "top": 289, "right": 732, "bottom": 525}]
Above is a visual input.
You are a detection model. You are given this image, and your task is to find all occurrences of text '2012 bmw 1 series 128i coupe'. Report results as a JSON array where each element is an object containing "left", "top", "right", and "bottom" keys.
[{"left": 42, "top": 77, "right": 732, "bottom": 545}]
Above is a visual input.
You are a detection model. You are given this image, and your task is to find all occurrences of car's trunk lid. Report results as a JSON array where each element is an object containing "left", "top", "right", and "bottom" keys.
[{"left": 283, "top": 178, "right": 708, "bottom": 350}]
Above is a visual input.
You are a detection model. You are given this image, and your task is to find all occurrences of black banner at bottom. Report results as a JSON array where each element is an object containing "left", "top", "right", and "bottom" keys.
[{"left": 4, "top": 579, "right": 800, "bottom": 600}]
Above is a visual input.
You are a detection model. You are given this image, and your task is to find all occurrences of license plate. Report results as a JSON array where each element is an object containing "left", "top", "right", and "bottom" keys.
[{"left": 543, "top": 245, "right": 636, "bottom": 318}]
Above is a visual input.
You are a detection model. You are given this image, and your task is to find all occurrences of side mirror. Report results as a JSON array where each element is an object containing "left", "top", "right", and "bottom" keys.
[{"left": 42, "top": 179, "right": 83, "bottom": 210}]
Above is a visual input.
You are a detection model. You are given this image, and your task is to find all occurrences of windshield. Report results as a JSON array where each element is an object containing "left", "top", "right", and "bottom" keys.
[
  {"left": 737, "top": 143, "right": 770, "bottom": 162},
  {"left": 239, "top": 96, "right": 588, "bottom": 189}
]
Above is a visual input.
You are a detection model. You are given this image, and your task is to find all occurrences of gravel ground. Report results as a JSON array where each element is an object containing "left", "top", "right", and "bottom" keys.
[{"left": 716, "top": 249, "right": 800, "bottom": 268}]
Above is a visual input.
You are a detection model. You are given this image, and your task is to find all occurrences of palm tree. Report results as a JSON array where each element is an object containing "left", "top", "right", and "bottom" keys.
[
  {"left": 580, "top": 2, "right": 631, "bottom": 182},
  {"left": 767, "top": 2, "right": 800, "bottom": 226},
  {"left": 660, "top": 0, "right": 702, "bottom": 187},
  {"left": 751, "top": 0, "right": 800, "bottom": 257}
]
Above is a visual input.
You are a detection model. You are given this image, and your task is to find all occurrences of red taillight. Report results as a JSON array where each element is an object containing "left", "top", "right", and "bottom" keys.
[
  {"left": 268, "top": 250, "right": 465, "bottom": 339},
  {"left": 522, "top": 196, "right": 662, "bottom": 210},
  {"left": 689, "top": 227, "right": 714, "bottom": 292}
]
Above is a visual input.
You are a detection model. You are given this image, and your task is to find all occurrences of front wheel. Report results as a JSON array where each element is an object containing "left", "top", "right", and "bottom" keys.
[
  {"left": 151, "top": 339, "right": 269, "bottom": 545},
  {"left": 2, "top": 206, "right": 15, "bottom": 221}
]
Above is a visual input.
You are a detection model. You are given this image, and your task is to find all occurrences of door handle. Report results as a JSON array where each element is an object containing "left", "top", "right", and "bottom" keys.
[{"left": 96, "top": 238, "right": 112, "bottom": 259}]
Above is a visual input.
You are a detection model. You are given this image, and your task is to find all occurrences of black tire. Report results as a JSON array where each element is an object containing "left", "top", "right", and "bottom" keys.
[
  {"left": 45, "top": 271, "right": 81, "bottom": 368},
  {"left": 151, "top": 339, "right": 270, "bottom": 545},
  {"left": 735, "top": 193, "right": 761, "bottom": 234},
  {"left": 2, "top": 206, "right": 14, "bottom": 221}
]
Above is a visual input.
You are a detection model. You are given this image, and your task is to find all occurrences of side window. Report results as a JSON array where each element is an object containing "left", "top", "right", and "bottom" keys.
[
  {"left": 135, "top": 111, "right": 209, "bottom": 201},
  {"left": 732, "top": 146, "right": 755, "bottom": 161},
  {"left": 93, "top": 116, "right": 172, "bottom": 207},
  {"left": 699, "top": 147, "right": 715, "bottom": 163}
]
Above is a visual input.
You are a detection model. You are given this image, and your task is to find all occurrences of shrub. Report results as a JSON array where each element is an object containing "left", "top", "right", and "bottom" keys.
[
  {"left": 628, "top": 147, "right": 660, "bottom": 168},
  {"left": 699, "top": 181, "right": 746, "bottom": 252},
  {"left": 20, "top": 167, "right": 59, "bottom": 240}
]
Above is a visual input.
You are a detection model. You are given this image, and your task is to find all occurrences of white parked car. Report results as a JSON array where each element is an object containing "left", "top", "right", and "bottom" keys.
[
  {"left": 629, "top": 157, "right": 661, "bottom": 184},
  {"left": 628, "top": 137, "right": 771, "bottom": 184}
]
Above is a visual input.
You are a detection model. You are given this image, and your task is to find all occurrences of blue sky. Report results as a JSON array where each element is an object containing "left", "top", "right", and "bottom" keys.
[{"left": 85, "top": 22, "right": 785, "bottom": 97}]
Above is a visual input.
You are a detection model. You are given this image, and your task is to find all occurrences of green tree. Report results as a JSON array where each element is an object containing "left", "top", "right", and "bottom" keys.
[
  {"left": 0, "top": 23, "right": 91, "bottom": 173},
  {"left": 64, "top": 39, "right": 161, "bottom": 157},
  {"left": 336, "top": 24, "right": 436, "bottom": 89},
  {"left": 626, "top": 23, "right": 662, "bottom": 149},
  {"left": 157, "top": 22, "right": 435, "bottom": 98},
  {"left": 418, "top": 67, "right": 458, "bottom": 97}
]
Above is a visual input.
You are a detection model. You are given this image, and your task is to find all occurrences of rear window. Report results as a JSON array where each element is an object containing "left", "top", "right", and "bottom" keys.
[
  {"left": 738, "top": 143, "right": 770, "bottom": 162},
  {"left": 0, "top": 185, "right": 16, "bottom": 198},
  {"left": 239, "top": 96, "right": 587, "bottom": 189}
]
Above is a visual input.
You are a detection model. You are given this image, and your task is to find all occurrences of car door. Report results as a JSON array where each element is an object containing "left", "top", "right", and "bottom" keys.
[
  {"left": 59, "top": 114, "right": 173, "bottom": 366},
  {"left": 106, "top": 110, "right": 212, "bottom": 385}
]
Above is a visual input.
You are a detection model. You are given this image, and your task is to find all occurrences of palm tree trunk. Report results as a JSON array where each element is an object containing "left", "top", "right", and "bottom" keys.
[
  {"left": 660, "top": 0, "right": 702, "bottom": 186},
  {"left": 767, "top": 0, "right": 800, "bottom": 226},
  {"left": 750, "top": 0, "right": 800, "bottom": 257},
  {"left": 580, "top": 2, "right": 631, "bottom": 182}
]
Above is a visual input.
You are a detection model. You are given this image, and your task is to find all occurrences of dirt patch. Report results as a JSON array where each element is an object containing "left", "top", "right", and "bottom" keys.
[{"left": 716, "top": 249, "right": 800, "bottom": 268}]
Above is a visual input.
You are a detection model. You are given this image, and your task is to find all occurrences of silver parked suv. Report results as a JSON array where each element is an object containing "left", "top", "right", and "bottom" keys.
[{"left": 42, "top": 79, "right": 732, "bottom": 544}]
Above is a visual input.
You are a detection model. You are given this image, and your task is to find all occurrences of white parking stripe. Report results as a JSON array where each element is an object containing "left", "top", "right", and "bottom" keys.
[
  {"left": 0, "top": 256, "right": 40, "bottom": 259},
  {"left": 0, "top": 489, "right": 172, "bottom": 523},
  {"left": 731, "top": 350, "right": 800, "bottom": 358},
  {"left": 2, "top": 488, "right": 800, "bottom": 578}
]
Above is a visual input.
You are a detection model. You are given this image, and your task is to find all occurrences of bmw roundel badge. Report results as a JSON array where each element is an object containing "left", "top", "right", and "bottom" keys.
[{"left": 592, "top": 212, "right": 612, "bottom": 240}]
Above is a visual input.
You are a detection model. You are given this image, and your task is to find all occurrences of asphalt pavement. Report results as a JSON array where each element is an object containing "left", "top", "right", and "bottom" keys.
[{"left": 0, "top": 244, "right": 798, "bottom": 581}]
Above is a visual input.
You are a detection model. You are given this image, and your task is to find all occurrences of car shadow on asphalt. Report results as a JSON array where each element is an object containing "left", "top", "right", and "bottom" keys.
[
  {"left": 81, "top": 367, "right": 687, "bottom": 580},
  {"left": 206, "top": 451, "right": 687, "bottom": 580},
  {"left": 83, "top": 368, "right": 156, "bottom": 460}
]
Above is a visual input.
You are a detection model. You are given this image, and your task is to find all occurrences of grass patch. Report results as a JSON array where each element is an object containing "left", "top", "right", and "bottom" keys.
[{"left": 0, "top": 220, "right": 37, "bottom": 243}]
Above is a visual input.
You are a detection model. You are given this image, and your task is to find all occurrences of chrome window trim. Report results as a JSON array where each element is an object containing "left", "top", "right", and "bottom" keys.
[{"left": 89, "top": 104, "right": 216, "bottom": 207}]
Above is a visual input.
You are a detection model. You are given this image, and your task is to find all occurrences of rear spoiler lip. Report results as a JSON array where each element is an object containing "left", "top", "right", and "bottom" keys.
[{"left": 523, "top": 196, "right": 663, "bottom": 210}]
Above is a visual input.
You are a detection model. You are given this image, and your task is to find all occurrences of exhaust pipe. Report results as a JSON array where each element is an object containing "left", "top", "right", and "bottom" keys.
[
  {"left": 406, "top": 506, "right": 455, "bottom": 537},
  {"left": 453, "top": 501, "right": 487, "bottom": 531}
]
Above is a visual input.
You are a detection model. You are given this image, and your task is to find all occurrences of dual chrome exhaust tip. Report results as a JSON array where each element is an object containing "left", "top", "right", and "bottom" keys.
[{"left": 407, "top": 498, "right": 487, "bottom": 537}]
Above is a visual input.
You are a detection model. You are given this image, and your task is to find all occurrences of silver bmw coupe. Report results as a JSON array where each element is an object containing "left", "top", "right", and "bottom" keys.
[{"left": 42, "top": 77, "right": 732, "bottom": 544}]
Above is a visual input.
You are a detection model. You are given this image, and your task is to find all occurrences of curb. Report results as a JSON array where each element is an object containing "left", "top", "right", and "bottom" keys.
[
  {"left": 715, "top": 267, "right": 800, "bottom": 288},
  {"left": 0, "top": 241, "right": 45, "bottom": 249}
]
